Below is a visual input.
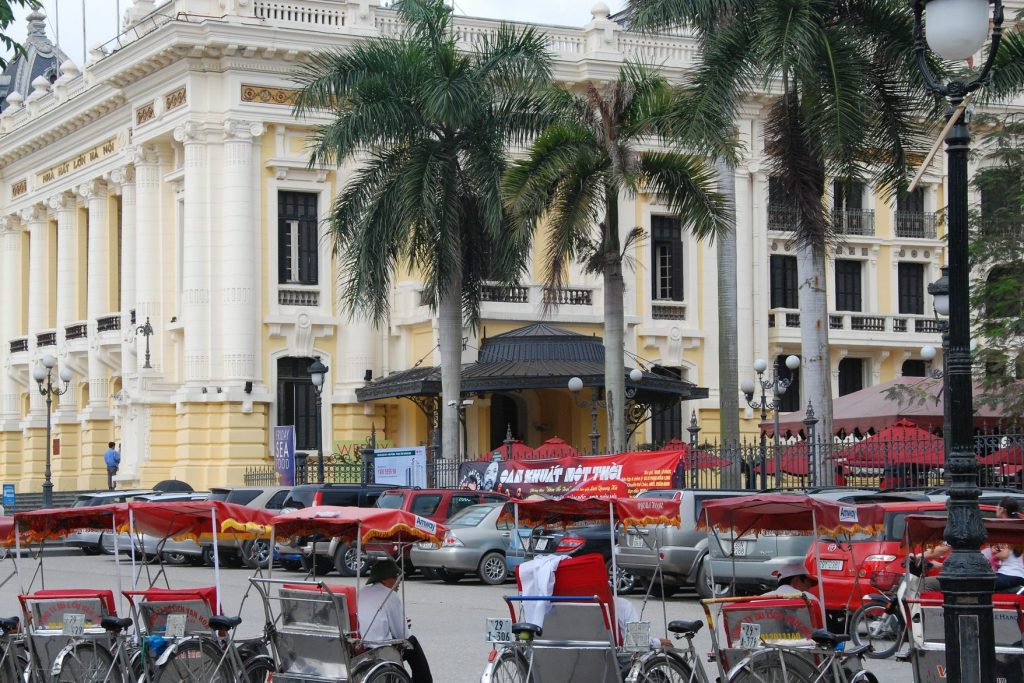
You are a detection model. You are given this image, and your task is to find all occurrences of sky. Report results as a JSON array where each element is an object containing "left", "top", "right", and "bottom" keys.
[{"left": 4, "top": 0, "right": 627, "bottom": 67}]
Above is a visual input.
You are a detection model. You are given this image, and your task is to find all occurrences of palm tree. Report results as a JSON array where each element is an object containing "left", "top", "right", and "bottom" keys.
[
  {"left": 504, "top": 63, "right": 730, "bottom": 454},
  {"left": 628, "top": 0, "right": 936, "bottom": 474},
  {"left": 291, "top": 0, "right": 552, "bottom": 460}
]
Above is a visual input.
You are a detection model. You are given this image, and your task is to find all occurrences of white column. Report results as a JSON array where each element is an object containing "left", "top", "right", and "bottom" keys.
[
  {"left": 80, "top": 180, "right": 111, "bottom": 414},
  {"left": 133, "top": 145, "right": 163, "bottom": 374},
  {"left": 110, "top": 165, "right": 136, "bottom": 378},
  {"left": 174, "top": 122, "right": 211, "bottom": 384},
  {"left": 22, "top": 203, "right": 49, "bottom": 418},
  {"left": 0, "top": 216, "right": 23, "bottom": 427},
  {"left": 48, "top": 191, "right": 78, "bottom": 417},
  {"left": 219, "top": 119, "right": 264, "bottom": 384}
]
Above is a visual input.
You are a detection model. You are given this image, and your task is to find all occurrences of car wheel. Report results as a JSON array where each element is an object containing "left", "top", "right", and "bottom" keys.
[
  {"left": 695, "top": 562, "right": 733, "bottom": 600},
  {"left": 606, "top": 559, "right": 638, "bottom": 595},
  {"left": 81, "top": 545, "right": 102, "bottom": 556},
  {"left": 439, "top": 569, "right": 464, "bottom": 584},
  {"left": 202, "top": 547, "right": 216, "bottom": 567},
  {"left": 280, "top": 559, "right": 303, "bottom": 572},
  {"left": 242, "top": 540, "right": 272, "bottom": 570},
  {"left": 420, "top": 567, "right": 440, "bottom": 580},
  {"left": 300, "top": 553, "right": 334, "bottom": 576},
  {"left": 645, "top": 579, "right": 678, "bottom": 599},
  {"left": 162, "top": 551, "right": 190, "bottom": 566},
  {"left": 478, "top": 551, "right": 508, "bottom": 585},
  {"left": 333, "top": 542, "right": 368, "bottom": 577},
  {"left": 98, "top": 533, "right": 115, "bottom": 555}
]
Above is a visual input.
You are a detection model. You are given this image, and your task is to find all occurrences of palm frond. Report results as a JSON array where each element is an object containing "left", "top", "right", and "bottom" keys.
[
  {"left": 989, "top": 25, "right": 1024, "bottom": 101},
  {"left": 637, "top": 151, "right": 730, "bottom": 244}
]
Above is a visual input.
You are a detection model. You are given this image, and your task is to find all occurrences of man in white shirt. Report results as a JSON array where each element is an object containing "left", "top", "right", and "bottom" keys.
[
  {"left": 614, "top": 597, "right": 673, "bottom": 648},
  {"left": 357, "top": 558, "right": 432, "bottom": 683},
  {"left": 762, "top": 563, "right": 821, "bottom": 606}
]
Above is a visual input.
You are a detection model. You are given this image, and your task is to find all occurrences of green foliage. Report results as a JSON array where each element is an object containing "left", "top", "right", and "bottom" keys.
[
  {"left": 0, "top": 0, "right": 40, "bottom": 70},
  {"left": 291, "top": 0, "right": 553, "bottom": 327}
]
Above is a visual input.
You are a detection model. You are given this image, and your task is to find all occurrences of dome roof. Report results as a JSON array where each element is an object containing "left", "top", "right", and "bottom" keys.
[{"left": 1, "top": 9, "right": 69, "bottom": 112}]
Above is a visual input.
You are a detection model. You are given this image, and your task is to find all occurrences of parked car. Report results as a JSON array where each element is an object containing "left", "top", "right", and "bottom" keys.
[
  {"left": 615, "top": 489, "right": 749, "bottom": 597},
  {"left": 410, "top": 502, "right": 525, "bottom": 585},
  {"left": 100, "top": 491, "right": 210, "bottom": 557},
  {"left": 196, "top": 485, "right": 291, "bottom": 568},
  {"left": 325, "top": 488, "right": 509, "bottom": 576},
  {"left": 526, "top": 523, "right": 639, "bottom": 593},
  {"left": 277, "top": 483, "right": 398, "bottom": 574},
  {"left": 64, "top": 490, "right": 153, "bottom": 555}
]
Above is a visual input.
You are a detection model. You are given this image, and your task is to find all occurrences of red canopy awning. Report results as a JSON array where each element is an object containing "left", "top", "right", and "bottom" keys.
[
  {"left": 533, "top": 437, "right": 580, "bottom": 459},
  {"left": 126, "top": 501, "right": 276, "bottom": 542},
  {"left": 270, "top": 506, "right": 447, "bottom": 545},
  {"left": 755, "top": 444, "right": 814, "bottom": 476},
  {"left": 837, "top": 420, "right": 945, "bottom": 467},
  {"left": 15, "top": 503, "right": 128, "bottom": 544},
  {"left": 764, "top": 377, "right": 1018, "bottom": 437},
  {"left": 505, "top": 496, "right": 681, "bottom": 529},
  {"left": 697, "top": 494, "right": 886, "bottom": 538},
  {"left": 664, "top": 440, "right": 732, "bottom": 469},
  {"left": 905, "top": 515, "right": 1024, "bottom": 548},
  {"left": 491, "top": 440, "right": 535, "bottom": 459},
  {"left": 980, "top": 443, "right": 1024, "bottom": 466},
  {"left": 0, "top": 517, "right": 15, "bottom": 547}
]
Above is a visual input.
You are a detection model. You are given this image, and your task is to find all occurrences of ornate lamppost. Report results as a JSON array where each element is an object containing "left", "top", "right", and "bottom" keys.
[
  {"left": 910, "top": 2, "right": 1004, "bottom": 679},
  {"left": 568, "top": 369, "right": 643, "bottom": 454},
  {"left": 741, "top": 355, "right": 800, "bottom": 489},
  {"left": 136, "top": 316, "right": 154, "bottom": 369},
  {"left": 33, "top": 355, "right": 73, "bottom": 508},
  {"left": 307, "top": 356, "right": 329, "bottom": 484}
]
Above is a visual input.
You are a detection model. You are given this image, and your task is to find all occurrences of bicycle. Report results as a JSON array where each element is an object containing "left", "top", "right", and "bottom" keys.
[
  {"left": 727, "top": 629, "right": 879, "bottom": 683},
  {"left": 0, "top": 616, "right": 28, "bottom": 683},
  {"left": 152, "top": 614, "right": 274, "bottom": 682},
  {"left": 49, "top": 616, "right": 139, "bottom": 683}
]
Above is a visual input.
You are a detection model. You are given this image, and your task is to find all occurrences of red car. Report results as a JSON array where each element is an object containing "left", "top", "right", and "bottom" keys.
[{"left": 804, "top": 501, "right": 997, "bottom": 613}]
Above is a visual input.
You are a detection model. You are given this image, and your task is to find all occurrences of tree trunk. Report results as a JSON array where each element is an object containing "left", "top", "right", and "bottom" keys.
[
  {"left": 438, "top": 268, "right": 464, "bottom": 461},
  {"left": 603, "top": 189, "right": 626, "bottom": 454},
  {"left": 796, "top": 240, "right": 833, "bottom": 480},
  {"left": 715, "top": 159, "right": 741, "bottom": 488}
]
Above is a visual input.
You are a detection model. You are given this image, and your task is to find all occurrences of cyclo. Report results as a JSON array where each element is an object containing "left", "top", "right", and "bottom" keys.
[{"left": 252, "top": 505, "right": 448, "bottom": 683}]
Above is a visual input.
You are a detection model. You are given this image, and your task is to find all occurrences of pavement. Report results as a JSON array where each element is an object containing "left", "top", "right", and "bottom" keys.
[{"left": 0, "top": 548, "right": 916, "bottom": 682}]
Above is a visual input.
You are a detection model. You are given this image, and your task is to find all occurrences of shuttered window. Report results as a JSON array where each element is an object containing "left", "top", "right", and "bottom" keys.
[
  {"left": 770, "top": 255, "right": 799, "bottom": 308},
  {"left": 834, "top": 260, "right": 863, "bottom": 312},
  {"left": 651, "top": 216, "right": 683, "bottom": 301},
  {"left": 838, "top": 358, "right": 865, "bottom": 397},
  {"left": 277, "top": 357, "right": 319, "bottom": 451},
  {"left": 898, "top": 263, "right": 925, "bottom": 315},
  {"left": 278, "top": 192, "right": 319, "bottom": 285}
]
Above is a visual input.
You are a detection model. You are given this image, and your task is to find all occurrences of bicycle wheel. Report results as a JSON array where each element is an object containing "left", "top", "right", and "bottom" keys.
[
  {"left": 243, "top": 654, "right": 275, "bottom": 683},
  {"left": 848, "top": 601, "right": 904, "bottom": 659},
  {"left": 631, "top": 652, "right": 695, "bottom": 682},
  {"left": 360, "top": 661, "right": 413, "bottom": 682},
  {"left": 54, "top": 641, "right": 122, "bottom": 683},
  {"left": 482, "top": 648, "right": 533, "bottom": 683},
  {"left": 0, "top": 642, "right": 24, "bottom": 683},
  {"left": 155, "top": 638, "right": 231, "bottom": 683},
  {"left": 727, "top": 649, "right": 816, "bottom": 683}
]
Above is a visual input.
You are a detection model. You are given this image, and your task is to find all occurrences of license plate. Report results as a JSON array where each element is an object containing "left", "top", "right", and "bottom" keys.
[
  {"left": 818, "top": 559, "right": 844, "bottom": 571},
  {"left": 629, "top": 534, "right": 646, "bottom": 549},
  {"left": 62, "top": 613, "right": 85, "bottom": 637},
  {"left": 165, "top": 614, "right": 186, "bottom": 638},
  {"left": 534, "top": 538, "right": 548, "bottom": 551},
  {"left": 486, "top": 618, "right": 513, "bottom": 643},
  {"left": 740, "top": 622, "right": 761, "bottom": 649},
  {"left": 731, "top": 541, "right": 747, "bottom": 557}
]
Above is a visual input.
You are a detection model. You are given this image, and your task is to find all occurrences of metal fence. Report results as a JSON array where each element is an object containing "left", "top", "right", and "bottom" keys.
[{"left": 243, "top": 457, "right": 463, "bottom": 488}]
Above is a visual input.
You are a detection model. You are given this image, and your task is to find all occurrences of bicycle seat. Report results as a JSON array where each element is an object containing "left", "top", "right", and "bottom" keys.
[
  {"left": 811, "top": 629, "right": 850, "bottom": 647},
  {"left": 667, "top": 620, "right": 703, "bottom": 637},
  {"left": 511, "top": 622, "right": 542, "bottom": 640},
  {"left": 208, "top": 615, "right": 243, "bottom": 631},
  {"left": 0, "top": 617, "right": 18, "bottom": 634},
  {"left": 101, "top": 616, "right": 133, "bottom": 633}
]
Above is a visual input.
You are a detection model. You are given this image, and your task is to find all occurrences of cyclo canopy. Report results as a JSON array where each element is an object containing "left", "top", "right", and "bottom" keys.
[
  {"left": 270, "top": 506, "right": 448, "bottom": 545},
  {"left": 125, "top": 500, "right": 276, "bottom": 542},
  {"left": 904, "top": 515, "right": 1024, "bottom": 548},
  {"left": 14, "top": 503, "right": 129, "bottom": 544},
  {"left": 697, "top": 493, "right": 887, "bottom": 537},
  {"left": 501, "top": 495, "right": 682, "bottom": 529}
]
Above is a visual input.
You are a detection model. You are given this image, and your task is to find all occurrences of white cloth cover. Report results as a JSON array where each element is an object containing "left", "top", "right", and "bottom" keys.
[{"left": 517, "top": 554, "right": 568, "bottom": 627}]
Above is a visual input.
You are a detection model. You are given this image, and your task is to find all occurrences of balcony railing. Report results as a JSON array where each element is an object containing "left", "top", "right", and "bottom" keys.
[
  {"left": 831, "top": 208, "right": 875, "bottom": 236},
  {"left": 278, "top": 288, "right": 319, "bottom": 307},
  {"left": 65, "top": 322, "right": 88, "bottom": 340},
  {"left": 36, "top": 331, "right": 56, "bottom": 347},
  {"left": 771, "top": 309, "right": 943, "bottom": 334},
  {"left": 481, "top": 284, "right": 529, "bottom": 304},
  {"left": 652, "top": 302, "right": 687, "bottom": 320},
  {"left": 96, "top": 315, "right": 121, "bottom": 332},
  {"left": 767, "top": 205, "right": 798, "bottom": 231},
  {"left": 543, "top": 287, "right": 593, "bottom": 306},
  {"left": 9, "top": 338, "right": 28, "bottom": 353},
  {"left": 895, "top": 211, "right": 938, "bottom": 239}
]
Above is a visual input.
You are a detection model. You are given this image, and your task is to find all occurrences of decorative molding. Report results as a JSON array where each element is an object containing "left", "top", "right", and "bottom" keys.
[
  {"left": 46, "top": 192, "right": 75, "bottom": 212},
  {"left": 10, "top": 179, "right": 27, "bottom": 198},
  {"left": 18, "top": 203, "right": 47, "bottom": 222},
  {"left": 35, "top": 136, "right": 120, "bottom": 187},
  {"left": 223, "top": 118, "right": 266, "bottom": 141},
  {"left": 172, "top": 121, "right": 205, "bottom": 144},
  {"left": 164, "top": 87, "right": 186, "bottom": 112},
  {"left": 135, "top": 102, "right": 155, "bottom": 126},
  {"left": 241, "top": 84, "right": 299, "bottom": 106},
  {"left": 0, "top": 215, "right": 20, "bottom": 233},
  {"left": 129, "top": 144, "right": 160, "bottom": 166},
  {"left": 77, "top": 178, "right": 108, "bottom": 201}
]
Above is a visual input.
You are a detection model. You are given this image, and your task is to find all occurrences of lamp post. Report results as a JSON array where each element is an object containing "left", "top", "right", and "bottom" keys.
[
  {"left": 741, "top": 355, "right": 800, "bottom": 489},
  {"left": 925, "top": 267, "right": 952, "bottom": 458},
  {"left": 911, "top": 2, "right": 1003, "bottom": 679},
  {"left": 569, "top": 369, "right": 643, "bottom": 454},
  {"left": 33, "top": 355, "right": 72, "bottom": 508},
  {"left": 136, "top": 316, "right": 154, "bottom": 369},
  {"left": 307, "top": 356, "right": 328, "bottom": 484}
]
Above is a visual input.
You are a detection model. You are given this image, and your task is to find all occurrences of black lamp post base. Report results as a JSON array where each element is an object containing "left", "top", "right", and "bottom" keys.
[{"left": 42, "top": 480, "right": 54, "bottom": 508}]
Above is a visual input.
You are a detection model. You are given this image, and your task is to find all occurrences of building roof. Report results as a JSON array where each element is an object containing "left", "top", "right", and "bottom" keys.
[
  {"left": 0, "top": 10, "right": 68, "bottom": 112},
  {"left": 356, "top": 323, "right": 708, "bottom": 403}
]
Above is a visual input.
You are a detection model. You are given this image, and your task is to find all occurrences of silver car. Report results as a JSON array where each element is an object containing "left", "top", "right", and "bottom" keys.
[
  {"left": 409, "top": 503, "right": 514, "bottom": 585},
  {"left": 101, "top": 492, "right": 211, "bottom": 558},
  {"left": 63, "top": 489, "right": 153, "bottom": 555}
]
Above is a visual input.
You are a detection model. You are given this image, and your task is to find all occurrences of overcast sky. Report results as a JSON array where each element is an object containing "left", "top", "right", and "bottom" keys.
[{"left": 4, "top": 0, "right": 627, "bottom": 67}]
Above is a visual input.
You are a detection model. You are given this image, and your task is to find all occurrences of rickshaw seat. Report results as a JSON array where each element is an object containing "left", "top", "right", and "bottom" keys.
[
  {"left": 515, "top": 553, "right": 617, "bottom": 635},
  {"left": 0, "top": 617, "right": 18, "bottom": 633},
  {"left": 101, "top": 616, "right": 133, "bottom": 633},
  {"left": 123, "top": 586, "right": 219, "bottom": 634},
  {"left": 281, "top": 583, "right": 359, "bottom": 632},
  {"left": 811, "top": 629, "right": 849, "bottom": 647},
  {"left": 208, "top": 615, "right": 242, "bottom": 631},
  {"left": 668, "top": 620, "right": 703, "bottom": 636},
  {"left": 511, "top": 622, "right": 542, "bottom": 639},
  {"left": 20, "top": 589, "right": 117, "bottom": 618}
]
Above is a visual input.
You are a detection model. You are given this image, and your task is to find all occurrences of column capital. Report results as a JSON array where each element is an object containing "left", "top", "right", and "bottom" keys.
[
  {"left": 46, "top": 191, "right": 76, "bottom": 212},
  {"left": 77, "top": 178, "right": 108, "bottom": 201},
  {"left": 173, "top": 121, "right": 206, "bottom": 144},
  {"left": 0, "top": 214, "right": 21, "bottom": 234},
  {"left": 128, "top": 144, "right": 160, "bottom": 166},
  {"left": 107, "top": 165, "right": 135, "bottom": 193},
  {"left": 223, "top": 118, "right": 265, "bottom": 141},
  {"left": 19, "top": 203, "right": 48, "bottom": 222}
]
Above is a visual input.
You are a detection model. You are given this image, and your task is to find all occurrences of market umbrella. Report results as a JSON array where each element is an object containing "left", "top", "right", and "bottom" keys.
[
  {"left": 979, "top": 443, "right": 1024, "bottom": 467},
  {"left": 533, "top": 437, "right": 580, "bottom": 459},
  {"left": 837, "top": 420, "right": 945, "bottom": 467},
  {"left": 490, "top": 440, "right": 535, "bottom": 460},
  {"left": 755, "top": 443, "right": 813, "bottom": 476}
]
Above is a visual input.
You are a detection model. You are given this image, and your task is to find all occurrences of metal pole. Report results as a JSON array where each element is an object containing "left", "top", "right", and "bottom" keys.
[
  {"left": 758, "top": 389, "right": 768, "bottom": 490},
  {"left": 687, "top": 411, "right": 700, "bottom": 489},
  {"left": 589, "top": 389, "right": 600, "bottom": 455},
  {"left": 315, "top": 391, "right": 325, "bottom": 484},
  {"left": 939, "top": 95, "right": 995, "bottom": 683},
  {"left": 42, "top": 378, "right": 53, "bottom": 508}
]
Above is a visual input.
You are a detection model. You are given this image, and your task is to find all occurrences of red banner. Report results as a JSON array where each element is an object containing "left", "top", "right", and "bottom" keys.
[{"left": 458, "top": 450, "right": 684, "bottom": 498}]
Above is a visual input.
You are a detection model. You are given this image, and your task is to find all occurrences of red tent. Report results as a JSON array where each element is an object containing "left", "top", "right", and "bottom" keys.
[
  {"left": 980, "top": 443, "right": 1024, "bottom": 466},
  {"left": 755, "top": 443, "right": 813, "bottom": 476},
  {"left": 15, "top": 503, "right": 128, "bottom": 544},
  {"left": 533, "top": 437, "right": 580, "bottom": 459},
  {"left": 127, "top": 500, "right": 276, "bottom": 542},
  {"left": 837, "top": 419, "right": 945, "bottom": 467},
  {"left": 490, "top": 439, "right": 535, "bottom": 460},
  {"left": 664, "top": 440, "right": 732, "bottom": 469}
]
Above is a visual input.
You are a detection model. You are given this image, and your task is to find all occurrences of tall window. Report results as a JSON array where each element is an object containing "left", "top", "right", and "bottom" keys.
[
  {"left": 832, "top": 180, "right": 864, "bottom": 211},
  {"left": 897, "top": 187, "right": 925, "bottom": 214},
  {"left": 650, "top": 215, "right": 683, "bottom": 301},
  {"left": 277, "top": 357, "right": 319, "bottom": 451},
  {"left": 834, "top": 260, "right": 863, "bottom": 312},
  {"left": 651, "top": 367, "right": 683, "bottom": 443},
  {"left": 897, "top": 262, "right": 925, "bottom": 315},
  {"left": 838, "top": 358, "right": 865, "bottom": 397},
  {"left": 776, "top": 354, "right": 801, "bottom": 413},
  {"left": 902, "top": 359, "right": 927, "bottom": 377},
  {"left": 770, "top": 255, "right": 799, "bottom": 308},
  {"left": 278, "top": 192, "right": 319, "bottom": 285}
]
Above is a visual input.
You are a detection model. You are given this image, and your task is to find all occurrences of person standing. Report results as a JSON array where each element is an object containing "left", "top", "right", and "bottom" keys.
[
  {"left": 357, "top": 558, "right": 433, "bottom": 683},
  {"left": 104, "top": 442, "right": 120, "bottom": 490}
]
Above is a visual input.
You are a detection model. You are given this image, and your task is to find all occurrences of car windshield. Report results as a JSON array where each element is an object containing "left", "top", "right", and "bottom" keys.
[
  {"left": 447, "top": 504, "right": 494, "bottom": 527},
  {"left": 225, "top": 489, "right": 261, "bottom": 505},
  {"left": 282, "top": 488, "right": 316, "bottom": 509},
  {"left": 376, "top": 492, "right": 405, "bottom": 510}
]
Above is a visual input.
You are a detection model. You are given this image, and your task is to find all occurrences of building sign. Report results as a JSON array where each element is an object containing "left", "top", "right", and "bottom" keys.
[
  {"left": 374, "top": 447, "right": 427, "bottom": 488},
  {"left": 36, "top": 137, "right": 120, "bottom": 186},
  {"left": 273, "top": 426, "right": 296, "bottom": 486},
  {"left": 2, "top": 484, "right": 14, "bottom": 510}
]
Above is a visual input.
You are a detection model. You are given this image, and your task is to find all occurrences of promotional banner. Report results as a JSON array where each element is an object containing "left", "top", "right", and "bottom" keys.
[
  {"left": 457, "top": 450, "right": 685, "bottom": 498},
  {"left": 374, "top": 446, "right": 427, "bottom": 488},
  {"left": 272, "top": 426, "right": 296, "bottom": 486}
]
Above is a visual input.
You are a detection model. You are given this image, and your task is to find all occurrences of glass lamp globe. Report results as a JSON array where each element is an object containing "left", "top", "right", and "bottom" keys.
[
  {"left": 933, "top": 293, "right": 951, "bottom": 317},
  {"left": 628, "top": 368, "right": 643, "bottom": 382},
  {"left": 921, "top": 345, "right": 937, "bottom": 361},
  {"left": 568, "top": 376, "right": 584, "bottom": 393},
  {"left": 59, "top": 367, "right": 73, "bottom": 383},
  {"left": 32, "top": 366, "right": 47, "bottom": 383},
  {"left": 785, "top": 355, "right": 801, "bottom": 371},
  {"left": 925, "top": 0, "right": 991, "bottom": 61},
  {"left": 740, "top": 379, "right": 756, "bottom": 396},
  {"left": 42, "top": 355, "right": 57, "bottom": 369},
  {"left": 752, "top": 358, "right": 769, "bottom": 374}
]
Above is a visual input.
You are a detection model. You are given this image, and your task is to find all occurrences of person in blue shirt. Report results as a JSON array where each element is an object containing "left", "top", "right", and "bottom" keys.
[{"left": 104, "top": 442, "right": 120, "bottom": 490}]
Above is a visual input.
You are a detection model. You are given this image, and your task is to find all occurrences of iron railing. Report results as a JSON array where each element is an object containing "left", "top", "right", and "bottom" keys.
[{"left": 895, "top": 211, "right": 938, "bottom": 239}]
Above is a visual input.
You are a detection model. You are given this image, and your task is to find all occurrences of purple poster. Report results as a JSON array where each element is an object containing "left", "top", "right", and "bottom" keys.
[{"left": 273, "top": 426, "right": 296, "bottom": 486}]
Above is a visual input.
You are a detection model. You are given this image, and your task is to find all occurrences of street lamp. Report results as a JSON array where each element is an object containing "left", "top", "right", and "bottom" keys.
[
  {"left": 307, "top": 356, "right": 328, "bottom": 485},
  {"left": 136, "top": 317, "right": 154, "bottom": 369},
  {"left": 742, "top": 355, "right": 800, "bottom": 489},
  {"left": 569, "top": 369, "right": 643, "bottom": 454},
  {"left": 33, "top": 355, "right": 72, "bottom": 508},
  {"left": 911, "top": 2, "right": 1004, "bottom": 679}
]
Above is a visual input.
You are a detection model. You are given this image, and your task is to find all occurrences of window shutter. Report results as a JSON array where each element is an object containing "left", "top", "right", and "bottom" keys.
[
  {"left": 278, "top": 217, "right": 291, "bottom": 283},
  {"left": 671, "top": 236, "right": 684, "bottom": 301},
  {"left": 298, "top": 219, "right": 319, "bottom": 285}
]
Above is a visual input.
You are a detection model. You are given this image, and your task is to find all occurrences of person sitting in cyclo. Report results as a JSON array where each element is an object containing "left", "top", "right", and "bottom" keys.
[
  {"left": 763, "top": 563, "right": 821, "bottom": 605},
  {"left": 357, "top": 558, "right": 433, "bottom": 683}
]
